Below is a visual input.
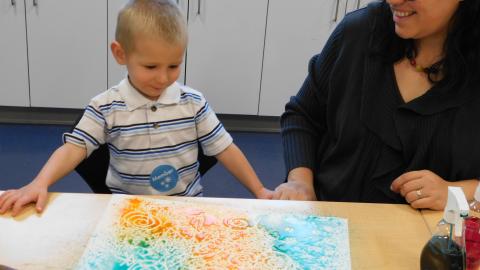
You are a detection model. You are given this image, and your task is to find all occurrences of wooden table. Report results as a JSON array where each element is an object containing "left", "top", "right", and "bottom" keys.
[{"left": 0, "top": 192, "right": 432, "bottom": 270}]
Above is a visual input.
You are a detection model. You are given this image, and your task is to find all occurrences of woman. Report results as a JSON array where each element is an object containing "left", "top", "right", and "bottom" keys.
[{"left": 274, "top": 0, "right": 480, "bottom": 210}]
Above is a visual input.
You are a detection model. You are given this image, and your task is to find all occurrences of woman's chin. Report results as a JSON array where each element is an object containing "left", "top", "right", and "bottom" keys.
[{"left": 395, "top": 28, "right": 415, "bottom": 40}]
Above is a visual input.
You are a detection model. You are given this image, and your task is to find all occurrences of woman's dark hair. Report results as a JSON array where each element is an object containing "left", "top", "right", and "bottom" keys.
[{"left": 369, "top": 0, "right": 480, "bottom": 90}]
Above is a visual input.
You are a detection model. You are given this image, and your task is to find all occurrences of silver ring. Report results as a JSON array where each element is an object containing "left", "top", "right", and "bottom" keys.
[{"left": 415, "top": 189, "right": 422, "bottom": 199}]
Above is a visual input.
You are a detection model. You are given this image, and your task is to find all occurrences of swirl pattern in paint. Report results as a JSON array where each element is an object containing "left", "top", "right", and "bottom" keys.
[{"left": 77, "top": 196, "right": 350, "bottom": 270}]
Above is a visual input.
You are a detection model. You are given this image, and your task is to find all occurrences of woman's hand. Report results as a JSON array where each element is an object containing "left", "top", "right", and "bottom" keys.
[
  {"left": 273, "top": 167, "right": 317, "bottom": 201},
  {"left": 273, "top": 180, "right": 317, "bottom": 201},
  {"left": 0, "top": 181, "right": 49, "bottom": 217},
  {"left": 390, "top": 170, "right": 449, "bottom": 210},
  {"left": 254, "top": 187, "right": 275, "bottom": 200}
]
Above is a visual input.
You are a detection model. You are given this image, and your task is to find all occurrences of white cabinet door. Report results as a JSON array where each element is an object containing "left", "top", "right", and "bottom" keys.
[
  {"left": 107, "top": 0, "right": 188, "bottom": 88},
  {"left": 27, "top": 0, "right": 107, "bottom": 108},
  {"left": 185, "top": 0, "right": 268, "bottom": 115},
  {"left": 259, "top": 0, "right": 340, "bottom": 116},
  {"left": 107, "top": 0, "right": 127, "bottom": 88},
  {"left": 0, "top": 0, "right": 29, "bottom": 107}
]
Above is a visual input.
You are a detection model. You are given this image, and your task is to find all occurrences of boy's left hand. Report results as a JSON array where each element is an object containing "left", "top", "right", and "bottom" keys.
[{"left": 254, "top": 187, "right": 274, "bottom": 200}]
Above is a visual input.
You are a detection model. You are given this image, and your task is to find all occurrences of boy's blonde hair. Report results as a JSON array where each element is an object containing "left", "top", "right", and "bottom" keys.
[{"left": 115, "top": 0, "right": 187, "bottom": 53}]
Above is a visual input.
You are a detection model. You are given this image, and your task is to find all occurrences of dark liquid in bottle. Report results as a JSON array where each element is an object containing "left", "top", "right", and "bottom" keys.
[{"left": 420, "top": 236, "right": 465, "bottom": 270}]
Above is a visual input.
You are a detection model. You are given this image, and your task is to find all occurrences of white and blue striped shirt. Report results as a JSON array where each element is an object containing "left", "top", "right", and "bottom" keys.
[{"left": 63, "top": 78, "right": 232, "bottom": 196}]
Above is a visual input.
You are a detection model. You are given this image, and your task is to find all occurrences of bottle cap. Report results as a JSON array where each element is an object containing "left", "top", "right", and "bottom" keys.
[{"left": 444, "top": 187, "right": 469, "bottom": 237}]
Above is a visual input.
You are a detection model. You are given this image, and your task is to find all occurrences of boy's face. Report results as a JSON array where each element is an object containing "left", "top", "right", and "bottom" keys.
[{"left": 111, "top": 36, "right": 185, "bottom": 101}]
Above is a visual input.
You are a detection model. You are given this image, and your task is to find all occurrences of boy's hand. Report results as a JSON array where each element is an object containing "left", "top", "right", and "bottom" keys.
[
  {"left": 254, "top": 187, "right": 275, "bottom": 200},
  {"left": 0, "top": 181, "right": 49, "bottom": 217}
]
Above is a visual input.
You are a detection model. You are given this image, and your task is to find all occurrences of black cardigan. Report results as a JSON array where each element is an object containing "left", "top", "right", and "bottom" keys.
[{"left": 281, "top": 3, "right": 480, "bottom": 203}]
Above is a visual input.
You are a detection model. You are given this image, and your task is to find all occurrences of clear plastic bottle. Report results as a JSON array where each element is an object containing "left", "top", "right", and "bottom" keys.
[
  {"left": 421, "top": 187, "right": 469, "bottom": 270},
  {"left": 465, "top": 182, "right": 480, "bottom": 270},
  {"left": 469, "top": 182, "right": 480, "bottom": 213},
  {"left": 420, "top": 220, "right": 466, "bottom": 270}
]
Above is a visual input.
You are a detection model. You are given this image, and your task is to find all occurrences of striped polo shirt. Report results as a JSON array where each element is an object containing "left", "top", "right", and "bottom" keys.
[{"left": 63, "top": 78, "right": 232, "bottom": 196}]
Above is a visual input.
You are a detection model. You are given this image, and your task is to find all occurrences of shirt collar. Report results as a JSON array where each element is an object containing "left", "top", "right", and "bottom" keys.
[{"left": 117, "top": 77, "right": 182, "bottom": 111}]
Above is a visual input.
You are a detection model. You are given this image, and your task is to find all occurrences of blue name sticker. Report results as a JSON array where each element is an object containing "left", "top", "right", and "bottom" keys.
[{"left": 149, "top": 164, "right": 179, "bottom": 192}]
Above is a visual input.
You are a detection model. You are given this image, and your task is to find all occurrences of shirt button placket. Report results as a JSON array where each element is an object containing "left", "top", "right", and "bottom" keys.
[{"left": 151, "top": 105, "right": 159, "bottom": 129}]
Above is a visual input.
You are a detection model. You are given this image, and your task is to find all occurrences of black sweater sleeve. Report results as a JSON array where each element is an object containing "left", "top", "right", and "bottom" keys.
[{"left": 280, "top": 20, "right": 345, "bottom": 174}]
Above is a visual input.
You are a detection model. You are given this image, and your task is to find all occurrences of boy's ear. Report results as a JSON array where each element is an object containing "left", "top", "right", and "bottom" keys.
[{"left": 111, "top": 41, "right": 127, "bottom": 65}]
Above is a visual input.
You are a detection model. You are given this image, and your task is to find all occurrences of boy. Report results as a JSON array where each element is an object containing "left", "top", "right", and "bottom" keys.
[{"left": 0, "top": 0, "right": 273, "bottom": 217}]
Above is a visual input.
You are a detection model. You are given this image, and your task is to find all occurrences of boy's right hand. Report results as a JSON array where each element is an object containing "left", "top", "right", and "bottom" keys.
[{"left": 0, "top": 181, "right": 49, "bottom": 217}]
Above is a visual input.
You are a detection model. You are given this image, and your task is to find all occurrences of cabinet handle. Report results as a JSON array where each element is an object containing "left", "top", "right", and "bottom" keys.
[
  {"left": 11, "top": 0, "right": 16, "bottom": 6},
  {"left": 197, "top": 0, "right": 201, "bottom": 15},
  {"left": 357, "top": 0, "right": 361, "bottom": 9},
  {"left": 333, "top": 0, "right": 340, "bottom": 22},
  {"left": 33, "top": 0, "right": 38, "bottom": 6}
]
